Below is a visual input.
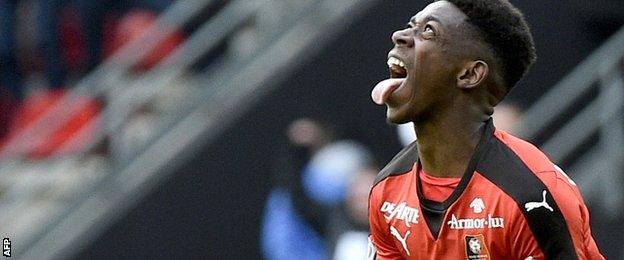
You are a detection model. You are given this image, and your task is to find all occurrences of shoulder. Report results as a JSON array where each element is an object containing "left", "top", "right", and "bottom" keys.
[
  {"left": 491, "top": 129, "right": 585, "bottom": 206},
  {"left": 483, "top": 129, "right": 585, "bottom": 258},
  {"left": 477, "top": 129, "right": 557, "bottom": 198},
  {"left": 493, "top": 129, "right": 558, "bottom": 173},
  {"left": 369, "top": 141, "right": 418, "bottom": 209},
  {"left": 479, "top": 129, "right": 586, "bottom": 210},
  {"left": 372, "top": 141, "right": 418, "bottom": 188}
]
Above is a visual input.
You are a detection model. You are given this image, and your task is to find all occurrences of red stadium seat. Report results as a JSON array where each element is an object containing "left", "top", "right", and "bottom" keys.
[
  {"left": 2, "top": 89, "right": 101, "bottom": 159},
  {"left": 105, "top": 10, "right": 185, "bottom": 71}
]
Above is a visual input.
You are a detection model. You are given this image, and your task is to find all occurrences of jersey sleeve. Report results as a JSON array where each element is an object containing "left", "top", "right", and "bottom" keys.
[
  {"left": 549, "top": 170, "right": 604, "bottom": 259},
  {"left": 368, "top": 187, "right": 403, "bottom": 260},
  {"left": 511, "top": 170, "right": 605, "bottom": 259}
]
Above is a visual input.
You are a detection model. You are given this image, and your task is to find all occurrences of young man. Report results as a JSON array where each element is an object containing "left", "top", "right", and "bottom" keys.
[{"left": 367, "top": 0, "right": 604, "bottom": 259}]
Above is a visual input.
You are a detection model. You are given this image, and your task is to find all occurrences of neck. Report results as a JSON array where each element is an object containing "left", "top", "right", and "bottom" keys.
[{"left": 414, "top": 102, "right": 489, "bottom": 178}]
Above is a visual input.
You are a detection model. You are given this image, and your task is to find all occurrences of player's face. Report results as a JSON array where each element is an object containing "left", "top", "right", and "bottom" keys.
[{"left": 382, "top": 1, "right": 468, "bottom": 123}]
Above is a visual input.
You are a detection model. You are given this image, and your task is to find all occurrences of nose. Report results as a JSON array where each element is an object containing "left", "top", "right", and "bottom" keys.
[{"left": 391, "top": 29, "right": 413, "bottom": 47}]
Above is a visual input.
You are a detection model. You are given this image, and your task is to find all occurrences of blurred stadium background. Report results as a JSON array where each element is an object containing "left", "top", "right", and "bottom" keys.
[{"left": 0, "top": 0, "right": 622, "bottom": 259}]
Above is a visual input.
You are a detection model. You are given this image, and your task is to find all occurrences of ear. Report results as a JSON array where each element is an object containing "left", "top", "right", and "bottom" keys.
[{"left": 456, "top": 60, "right": 489, "bottom": 90}]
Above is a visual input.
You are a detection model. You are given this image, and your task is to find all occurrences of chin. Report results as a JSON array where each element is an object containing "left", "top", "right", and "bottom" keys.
[{"left": 386, "top": 107, "right": 413, "bottom": 124}]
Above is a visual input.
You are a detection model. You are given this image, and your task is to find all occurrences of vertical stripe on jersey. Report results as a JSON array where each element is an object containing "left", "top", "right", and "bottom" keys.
[{"left": 477, "top": 137, "right": 578, "bottom": 259}]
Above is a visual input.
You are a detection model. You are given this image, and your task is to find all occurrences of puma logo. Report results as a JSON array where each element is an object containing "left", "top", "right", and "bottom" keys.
[
  {"left": 524, "top": 190, "right": 554, "bottom": 212},
  {"left": 389, "top": 225, "right": 410, "bottom": 256}
]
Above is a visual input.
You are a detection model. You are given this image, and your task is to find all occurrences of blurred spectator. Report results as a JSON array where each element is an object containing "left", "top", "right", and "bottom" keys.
[
  {"left": 286, "top": 118, "right": 333, "bottom": 152},
  {"left": 261, "top": 118, "right": 374, "bottom": 260},
  {"left": 331, "top": 167, "right": 377, "bottom": 260},
  {"left": 301, "top": 141, "right": 373, "bottom": 206}
]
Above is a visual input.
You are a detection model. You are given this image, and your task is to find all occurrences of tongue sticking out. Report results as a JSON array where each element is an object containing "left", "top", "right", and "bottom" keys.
[{"left": 371, "top": 78, "right": 405, "bottom": 105}]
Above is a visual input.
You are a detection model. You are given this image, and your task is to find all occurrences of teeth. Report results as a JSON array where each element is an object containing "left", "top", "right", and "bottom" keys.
[{"left": 387, "top": 57, "right": 405, "bottom": 68}]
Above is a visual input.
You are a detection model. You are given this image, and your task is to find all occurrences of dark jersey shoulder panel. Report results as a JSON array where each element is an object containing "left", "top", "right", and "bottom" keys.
[
  {"left": 373, "top": 141, "right": 418, "bottom": 187},
  {"left": 477, "top": 131, "right": 578, "bottom": 259}
]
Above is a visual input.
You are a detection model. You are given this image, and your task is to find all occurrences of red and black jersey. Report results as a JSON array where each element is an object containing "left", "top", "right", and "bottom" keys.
[{"left": 368, "top": 119, "right": 604, "bottom": 259}]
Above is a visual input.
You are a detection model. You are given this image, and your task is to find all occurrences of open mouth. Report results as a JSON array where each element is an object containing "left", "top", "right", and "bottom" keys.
[
  {"left": 387, "top": 56, "right": 407, "bottom": 78},
  {"left": 371, "top": 57, "right": 408, "bottom": 105}
]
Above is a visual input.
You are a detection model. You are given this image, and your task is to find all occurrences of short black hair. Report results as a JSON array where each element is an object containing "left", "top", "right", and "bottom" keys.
[{"left": 437, "top": 0, "right": 537, "bottom": 90}]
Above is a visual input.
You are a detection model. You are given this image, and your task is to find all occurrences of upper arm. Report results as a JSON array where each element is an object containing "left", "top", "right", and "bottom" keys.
[
  {"left": 541, "top": 170, "right": 605, "bottom": 259},
  {"left": 509, "top": 170, "right": 605, "bottom": 260}
]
